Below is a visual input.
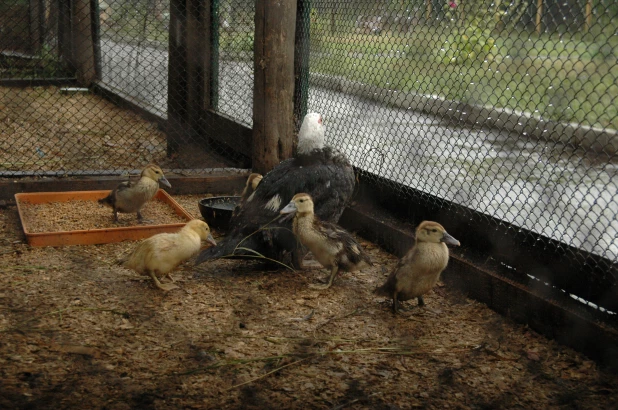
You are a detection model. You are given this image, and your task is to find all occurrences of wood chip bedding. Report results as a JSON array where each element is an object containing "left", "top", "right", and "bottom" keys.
[{"left": 19, "top": 198, "right": 189, "bottom": 232}]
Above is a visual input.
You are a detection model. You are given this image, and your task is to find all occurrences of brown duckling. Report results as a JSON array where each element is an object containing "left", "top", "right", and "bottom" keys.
[
  {"left": 280, "top": 193, "right": 372, "bottom": 289},
  {"left": 122, "top": 219, "right": 216, "bottom": 291},
  {"left": 241, "top": 173, "right": 263, "bottom": 201},
  {"left": 99, "top": 164, "right": 171, "bottom": 223},
  {"left": 232, "top": 173, "right": 263, "bottom": 219},
  {"left": 374, "top": 221, "right": 460, "bottom": 313}
]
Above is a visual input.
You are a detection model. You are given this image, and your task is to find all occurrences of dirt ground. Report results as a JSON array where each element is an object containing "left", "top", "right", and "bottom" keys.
[
  {"left": 1, "top": 194, "right": 617, "bottom": 409},
  {"left": 0, "top": 87, "right": 237, "bottom": 173}
]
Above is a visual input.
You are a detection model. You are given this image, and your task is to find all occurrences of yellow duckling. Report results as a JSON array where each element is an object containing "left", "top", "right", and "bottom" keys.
[
  {"left": 374, "top": 221, "right": 460, "bottom": 313},
  {"left": 122, "top": 219, "right": 217, "bottom": 291},
  {"left": 280, "top": 193, "right": 372, "bottom": 289},
  {"left": 99, "top": 164, "right": 171, "bottom": 223}
]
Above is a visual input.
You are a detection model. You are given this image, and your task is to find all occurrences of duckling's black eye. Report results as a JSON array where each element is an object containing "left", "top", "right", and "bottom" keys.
[{"left": 432, "top": 229, "right": 437, "bottom": 233}]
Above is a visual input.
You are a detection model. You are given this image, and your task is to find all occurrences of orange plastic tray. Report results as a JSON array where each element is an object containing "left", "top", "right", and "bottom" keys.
[{"left": 15, "top": 190, "right": 194, "bottom": 247}]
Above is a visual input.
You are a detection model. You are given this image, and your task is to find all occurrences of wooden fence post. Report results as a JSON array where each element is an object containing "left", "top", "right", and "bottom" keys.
[
  {"left": 253, "top": 0, "right": 297, "bottom": 174},
  {"left": 29, "top": 0, "right": 43, "bottom": 53},
  {"left": 167, "top": 0, "right": 189, "bottom": 156},
  {"left": 72, "top": 0, "right": 96, "bottom": 86},
  {"left": 58, "top": 0, "right": 72, "bottom": 66},
  {"left": 294, "top": 0, "right": 310, "bottom": 133},
  {"left": 168, "top": 0, "right": 216, "bottom": 156}
]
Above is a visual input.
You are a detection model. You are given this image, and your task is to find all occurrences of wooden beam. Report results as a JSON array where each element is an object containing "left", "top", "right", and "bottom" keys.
[
  {"left": 0, "top": 78, "right": 76, "bottom": 87},
  {"left": 252, "top": 0, "right": 297, "bottom": 174},
  {"left": 0, "top": 173, "right": 249, "bottom": 201}
]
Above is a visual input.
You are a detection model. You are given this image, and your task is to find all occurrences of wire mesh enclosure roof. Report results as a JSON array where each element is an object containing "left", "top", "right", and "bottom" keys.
[{"left": 1, "top": 0, "right": 617, "bottom": 318}]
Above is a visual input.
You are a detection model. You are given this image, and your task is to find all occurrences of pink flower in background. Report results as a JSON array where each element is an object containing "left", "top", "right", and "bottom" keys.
[{"left": 449, "top": 1, "right": 457, "bottom": 8}]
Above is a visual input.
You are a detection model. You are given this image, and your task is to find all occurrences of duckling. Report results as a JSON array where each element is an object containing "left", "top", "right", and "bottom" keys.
[
  {"left": 280, "top": 193, "right": 372, "bottom": 289},
  {"left": 374, "top": 221, "right": 460, "bottom": 313},
  {"left": 99, "top": 164, "right": 171, "bottom": 223},
  {"left": 232, "top": 173, "right": 263, "bottom": 219},
  {"left": 241, "top": 173, "right": 263, "bottom": 201},
  {"left": 121, "top": 219, "right": 217, "bottom": 291}
]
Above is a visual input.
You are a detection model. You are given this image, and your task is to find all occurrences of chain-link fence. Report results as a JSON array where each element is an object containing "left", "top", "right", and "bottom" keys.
[
  {"left": 299, "top": 0, "right": 617, "bottom": 315},
  {"left": 1, "top": 1, "right": 617, "bottom": 315},
  {"left": 0, "top": 0, "right": 255, "bottom": 176}
]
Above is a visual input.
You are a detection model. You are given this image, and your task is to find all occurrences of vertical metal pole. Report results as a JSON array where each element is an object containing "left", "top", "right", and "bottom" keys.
[{"left": 294, "top": 0, "right": 310, "bottom": 133}]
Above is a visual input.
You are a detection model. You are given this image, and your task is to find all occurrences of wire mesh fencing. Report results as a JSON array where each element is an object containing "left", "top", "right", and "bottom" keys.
[
  {"left": 300, "top": 0, "right": 618, "bottom": 312},
  {"left": 0, "top": 0, "right": 255, "bottom": 176}
]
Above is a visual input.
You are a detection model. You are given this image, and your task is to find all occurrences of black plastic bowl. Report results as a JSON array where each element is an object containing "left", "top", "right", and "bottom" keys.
[{"left": 198, "top": 196, "right": 241, "bottom": 232}]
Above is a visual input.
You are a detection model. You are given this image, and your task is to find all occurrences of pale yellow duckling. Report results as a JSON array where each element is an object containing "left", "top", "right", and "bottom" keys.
[
  {"left": 99, "top": 164, "right": 171, "bottom": 223},
  {"left": 280, "top": 193, "right": 372, "bottom": 289},
  {"left": 374, "top": 221, "right": 460, "bottom": 313},
  {"left": 122, "top": 219, "right": 216, "bottom": 291}
]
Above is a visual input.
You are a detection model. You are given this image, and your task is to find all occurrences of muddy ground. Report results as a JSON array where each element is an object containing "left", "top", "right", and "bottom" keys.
[{"left": 1, "top": 194, "right": 617, "bottom": 409}]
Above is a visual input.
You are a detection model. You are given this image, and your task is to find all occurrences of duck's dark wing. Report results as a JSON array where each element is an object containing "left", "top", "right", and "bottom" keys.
[
  {"left": 317, "top": 220, "right": 372, "bottom": 267},
  {"left": 374, "top": 245, "right": 419, "bottom": 296},
  {"left": 195, "top": 147, "right": 355, "bottom": 265},
  {"left": 98, "top": 180, "right": 134, "bottom": 207}
]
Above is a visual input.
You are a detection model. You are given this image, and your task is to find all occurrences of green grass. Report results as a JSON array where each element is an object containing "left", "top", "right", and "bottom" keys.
[{"left": 309, "top": 24, "right": 618, "bottom": 130}]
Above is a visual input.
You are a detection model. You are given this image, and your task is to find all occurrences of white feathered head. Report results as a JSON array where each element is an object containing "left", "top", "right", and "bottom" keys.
[{"left": 297, "top": 113, "right": 325, "bottom": 154}]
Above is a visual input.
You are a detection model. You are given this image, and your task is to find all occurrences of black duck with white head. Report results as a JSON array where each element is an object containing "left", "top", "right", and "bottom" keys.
[{"left": 195, "top": 113, "right": 356, "bottom": 266}]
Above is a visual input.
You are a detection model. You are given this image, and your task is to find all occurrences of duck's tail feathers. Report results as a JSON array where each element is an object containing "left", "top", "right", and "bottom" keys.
[
  {"left": 373, "top": 283, "right": 390, "bottom": 297},
  {"left": 194, "top": 235, "right": 260, "bottom": 265},
  {"left": 98, "top": 194, "right": 113, "bottom": 207}
]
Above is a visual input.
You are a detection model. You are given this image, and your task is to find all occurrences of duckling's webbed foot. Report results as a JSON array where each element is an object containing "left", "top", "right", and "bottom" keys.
[
  {"left": 137, "top": 212, "right": 154, "bottom": 224},
  {"left": 309, "top": 266, "right": 339, "bottom": 290},
  {"left": 166, "top": 273, "right": 175, "bottom": 283},
  {"left": 392, "top": 292, "right": 399, "bottom": 314},
  {"left": 148, "top": 271, "right": 179, "bottom": 291}
]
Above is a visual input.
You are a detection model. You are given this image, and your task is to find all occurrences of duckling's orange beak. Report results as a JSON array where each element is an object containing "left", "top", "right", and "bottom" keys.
[
  {"left": 442, "top": 231, "right": 460, "bottom": 247},
  {"left": 206, "top": 233, "right": 217, "bottom": 246}
]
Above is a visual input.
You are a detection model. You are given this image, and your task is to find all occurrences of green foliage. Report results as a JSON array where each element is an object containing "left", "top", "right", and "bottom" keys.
[{"left": 437, "top": 21, "right": 496, "bottom": 65}]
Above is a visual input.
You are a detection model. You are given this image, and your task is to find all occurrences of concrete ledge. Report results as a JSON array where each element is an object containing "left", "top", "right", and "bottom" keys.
[{"left": 310, "top": 72, "right": 618, "bottom": 155}]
